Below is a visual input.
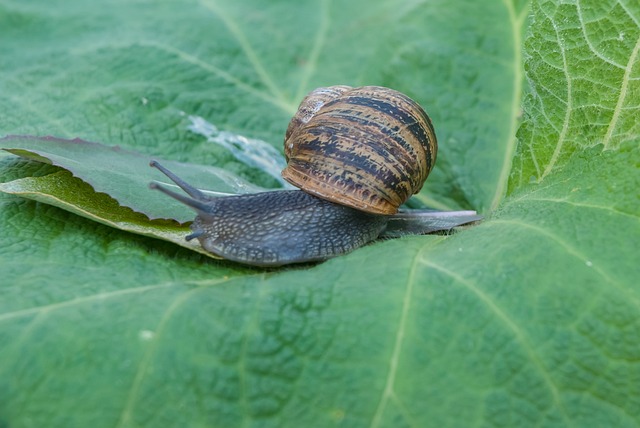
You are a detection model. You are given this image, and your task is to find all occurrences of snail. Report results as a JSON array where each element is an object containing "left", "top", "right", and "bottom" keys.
[{"left": 150, "top": 85, "right": 481, "bottom": 266}]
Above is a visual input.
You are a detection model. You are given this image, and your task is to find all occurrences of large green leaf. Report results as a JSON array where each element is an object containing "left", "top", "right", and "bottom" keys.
[{"left": 1, "top": 1, "right": 639, "bottom": 428}]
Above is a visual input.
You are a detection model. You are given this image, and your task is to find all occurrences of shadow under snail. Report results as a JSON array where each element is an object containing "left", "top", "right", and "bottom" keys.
[{"left": 150, "top": 85, "right": 481, "bottom": 267}]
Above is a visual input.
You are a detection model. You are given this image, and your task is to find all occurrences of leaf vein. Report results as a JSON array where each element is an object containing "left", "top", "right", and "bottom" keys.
[
  {"left": 4, "top": 78, "right": 73, "bottom": 137},
  {"left": 238, "top": 275, "right": 268, "bottom": 428},
  {"left": 146, "top": 42, "right": 294, "bottom": 113},
  {"left": 0, "top": 282, "right": 178, "bottom": 323},
  {"left": 295, "top": 0, "right": 331, "bottom": 102},
  {"left": 490, "top": 0, "right": 527, "bottom": 211},
  {"left": 419, "top": 259, "right": 573, "bottom": 425},
  {"left": 369, "top": 247, "right": 423, "bottom": 427},
  {"left": 0, "top": 312, "right": 49, "bottom": 379},
  {"left": 115, "top": 286, "right": 206, "bottom": 428},
  {"left": 619, "top": 0, "right": 640, "bottom": 28},
  {"left": 541, "top": 15, "right": 573, "bottom": 180},
  {"left": 491, "top": 219, "right": 639, "bottom": 305},
  {"left": 576, "top": 0, "right": 626, "bottom": 69},
  {"left": 537, "top": 81, "right": 569, "bottom": 107},
  {"left": 602, "top": 31, "right": 640, "bottom": 149},
  {"left": 198, "top": 0, "right": 292, "bottom": 111},
  {"left": 521, "top": 197, "right": 640, "bottom": 220}
]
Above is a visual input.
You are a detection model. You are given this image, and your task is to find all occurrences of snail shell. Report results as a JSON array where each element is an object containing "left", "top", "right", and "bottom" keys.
[{"left": 282, "top": 85, "right": 437, "bottom": 215}]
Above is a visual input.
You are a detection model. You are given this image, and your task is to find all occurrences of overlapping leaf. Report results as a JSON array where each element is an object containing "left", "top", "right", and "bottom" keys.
[{"left": 0, "top": 135, "right": 267, "bottom": 222}]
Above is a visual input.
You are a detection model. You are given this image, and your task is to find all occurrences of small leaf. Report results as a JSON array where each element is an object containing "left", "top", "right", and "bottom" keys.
[
  {"left": 0, "top": 169, "right": 220, "bottom": 258},
  {"left": 0, "top": 135, "right": 268, "bottom": 222}
]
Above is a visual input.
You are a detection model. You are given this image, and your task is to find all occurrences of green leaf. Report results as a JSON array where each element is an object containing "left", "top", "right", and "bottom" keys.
[
  {"left": 1, "top": 1, "right": 639, "bottom": 428},
  {"left": 0, "top": 135, "right": 267, "bottom": 222},
  {"left": 509, "top": 0, "right": 640, "bottom": 189},
  {"left": 0, "top": 169, "right": 219, "bottom": 257}
]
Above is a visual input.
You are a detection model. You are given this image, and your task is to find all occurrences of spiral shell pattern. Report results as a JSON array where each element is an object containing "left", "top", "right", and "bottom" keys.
[{"left": 282, "top": 85, "right": 437, "bottom": 215}]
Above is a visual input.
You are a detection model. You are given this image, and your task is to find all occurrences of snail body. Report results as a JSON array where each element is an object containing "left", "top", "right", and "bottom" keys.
[
  {"left": 191, "top": 192, "right": 386, "bottom": 266},
  {"left": 151, "top": 86, "right": 478, "bottom": 266},
  {"left": 150, "top": 173, "right": 387, "bottom": 266}
]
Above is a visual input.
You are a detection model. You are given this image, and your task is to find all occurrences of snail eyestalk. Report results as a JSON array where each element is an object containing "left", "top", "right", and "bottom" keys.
[
  {"left": 149, "top": 160, "right": 207, "bottom": 201},
  {"left": 148, "top": 182, "right": 214, "bottom": 215},
  {"left": 186, "top": 230, "right": 205, "bottom": 241}
]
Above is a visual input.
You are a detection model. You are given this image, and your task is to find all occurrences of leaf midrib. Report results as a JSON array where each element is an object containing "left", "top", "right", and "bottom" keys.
[{"left": 490, "top": 0, "right": 528, "bottom": 212}]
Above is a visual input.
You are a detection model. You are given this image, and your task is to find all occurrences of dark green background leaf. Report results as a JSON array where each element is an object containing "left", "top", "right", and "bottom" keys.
[
  {"left": 1, "top": 0, "right": 638, "bottom": 427},
  {"left": 0, "top": 0, "right": 529, "bottom": 213}
]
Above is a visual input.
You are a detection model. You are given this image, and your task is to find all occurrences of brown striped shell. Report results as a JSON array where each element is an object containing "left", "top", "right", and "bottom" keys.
[{"left": 282, "top": 86, "right": 437, "bottom": 215}]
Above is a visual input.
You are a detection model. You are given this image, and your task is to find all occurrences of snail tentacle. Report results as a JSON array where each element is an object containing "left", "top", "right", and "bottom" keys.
[
  {"left": 150, "top": 160, "right": 208, "bottom": 201},
  {"left": 149, "top": 181, "right": 214, "bottom": 216}
]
